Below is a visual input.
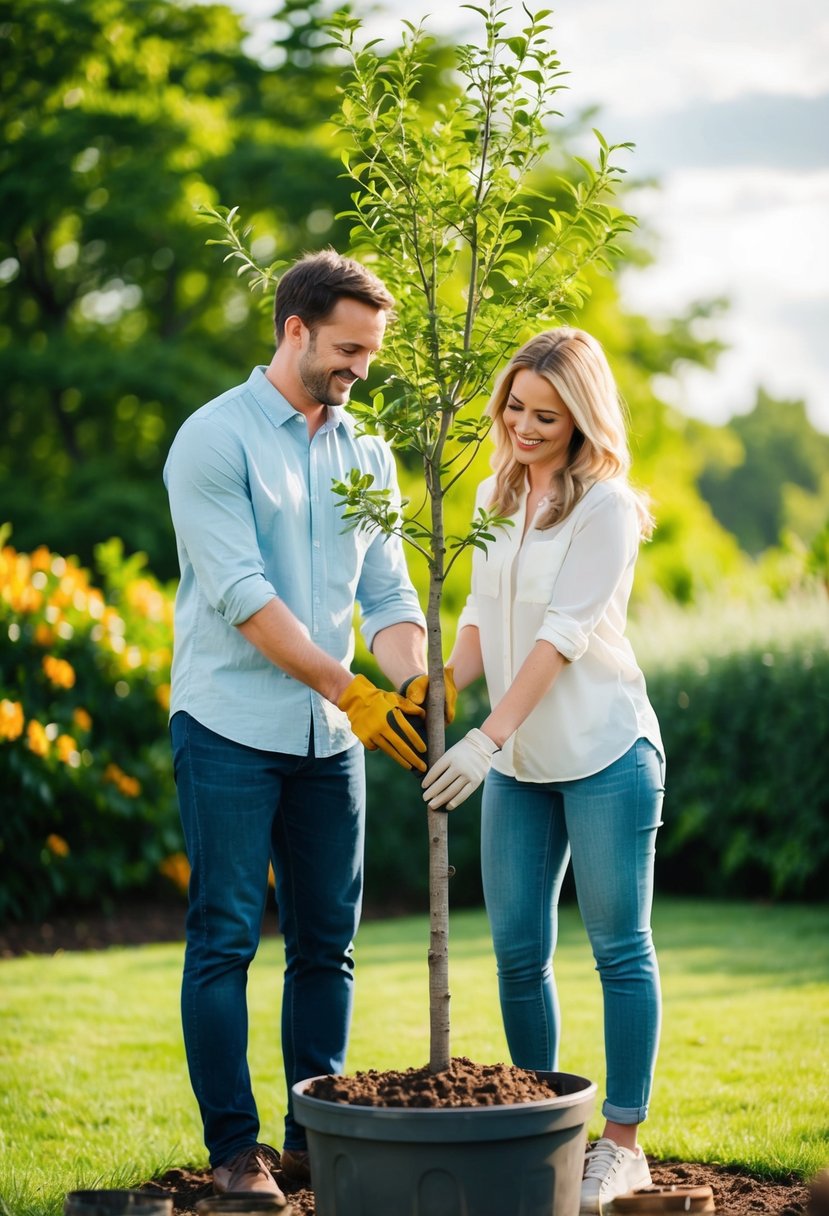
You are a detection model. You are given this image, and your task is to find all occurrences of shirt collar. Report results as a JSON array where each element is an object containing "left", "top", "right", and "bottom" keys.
[{"left": 246, "top": 366, "right": 346, "bottom": 433}]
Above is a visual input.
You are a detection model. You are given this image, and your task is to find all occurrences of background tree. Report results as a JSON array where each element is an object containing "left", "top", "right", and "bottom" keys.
[
  {"left": 697, "top": 388, "right": 829, "bottom": 555},
  {"left": 0, "top": 0, "right": 350, "bottom": 574}
]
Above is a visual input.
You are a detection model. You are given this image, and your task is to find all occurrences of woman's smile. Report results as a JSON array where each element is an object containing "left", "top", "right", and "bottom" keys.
[{"left": 503, "top": 369, "right": 576, "bottom": 473}]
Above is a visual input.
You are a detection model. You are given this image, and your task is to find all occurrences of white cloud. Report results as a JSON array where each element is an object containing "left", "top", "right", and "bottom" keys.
[
  {"left": 554, "top": 0, "right": 829, "bottom": 117},
  {"left": 623, "top": 168, "right": 829, "bottom": 304},
  {"left": 654, "top": 311, "right": 829, "bottom": 430},
  {"left": 621, "top": 168, "right": 829, "bottom": 428}
]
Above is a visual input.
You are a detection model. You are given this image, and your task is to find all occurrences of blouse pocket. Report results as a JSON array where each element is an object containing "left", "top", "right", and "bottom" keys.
[
  {"left": 517, "top": 537, "right": 570, "bottom": 603},
  {"left": 474, "top": 549, "right": 504, "bottom": 598}
]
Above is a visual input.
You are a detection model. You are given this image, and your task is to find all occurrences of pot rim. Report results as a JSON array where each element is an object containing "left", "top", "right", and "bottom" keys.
[
  {"left": 292, "top": 1070, "right": 598, "bottom": 1143},
  {"left": 293, "top": 1070, "right": 596, "bottom": 1115}
]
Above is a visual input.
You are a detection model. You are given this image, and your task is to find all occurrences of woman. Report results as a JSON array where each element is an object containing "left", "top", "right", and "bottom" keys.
[{"left": 422, "top": 328, "right": 665, "bottom": 1215}]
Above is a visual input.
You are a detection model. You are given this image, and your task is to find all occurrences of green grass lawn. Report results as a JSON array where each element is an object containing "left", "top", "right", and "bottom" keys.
[{"left": 1, "top": 898, "right": 827, "bottom": 1215}]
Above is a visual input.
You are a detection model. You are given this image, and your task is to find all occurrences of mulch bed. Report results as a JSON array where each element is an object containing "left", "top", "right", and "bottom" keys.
[
  {"left": 3, "top": 903, "right": 825, "bottom": 1214},
  {"left": 0, "top": 895, "right": 195, "bottom": 957}
]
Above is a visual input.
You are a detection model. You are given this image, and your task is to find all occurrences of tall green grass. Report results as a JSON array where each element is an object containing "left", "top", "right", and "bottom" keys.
[
  {"left": 627, "top": 587, "right": 828, "bottom": 670},
  {"left": 1, "top": 898, "right": 827, "bottom": 1215}
]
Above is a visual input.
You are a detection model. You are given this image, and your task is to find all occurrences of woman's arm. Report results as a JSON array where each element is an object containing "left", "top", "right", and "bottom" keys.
[
  {"left": 422, "top": 638, "right": 567, "bottom": 810},
  {"left": 480, "top": 638, "right": 567, "bottom": 748},
  {"left": 447, "top": 625, "right": 485, "bottom": 691}
]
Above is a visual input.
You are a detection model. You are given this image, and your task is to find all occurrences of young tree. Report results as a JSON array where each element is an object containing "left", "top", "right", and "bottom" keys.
[{"left": 205, "top": 0, "right": 635, "bottom": 1072}]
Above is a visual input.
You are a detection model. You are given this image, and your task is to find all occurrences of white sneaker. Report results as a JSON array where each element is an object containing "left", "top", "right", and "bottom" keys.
[{"left": 580, "top": 1137, "right": 652, "bottom": 1214}]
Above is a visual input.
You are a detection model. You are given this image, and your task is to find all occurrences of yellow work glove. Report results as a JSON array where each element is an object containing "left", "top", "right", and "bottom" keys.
[
  {"left": 399, "top": 666, "right": 458, "bottom": 725},
  {"left": 338, "top": 674, "right": 427, "bottom": 772}
]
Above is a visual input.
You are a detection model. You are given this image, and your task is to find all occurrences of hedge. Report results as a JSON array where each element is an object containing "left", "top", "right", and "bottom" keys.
[{"left": 363, "top": 594, "right": 829, "bottom": 907}]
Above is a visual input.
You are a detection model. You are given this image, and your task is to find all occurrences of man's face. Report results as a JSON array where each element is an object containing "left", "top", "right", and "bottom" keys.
[{"left": 296, "top": 297, "right": 387, "bottom": 408}]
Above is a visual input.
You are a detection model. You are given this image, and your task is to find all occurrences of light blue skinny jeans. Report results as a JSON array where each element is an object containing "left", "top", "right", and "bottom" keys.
[{"left": 481, "top": 738, "right": 665, "bottom": 1125}]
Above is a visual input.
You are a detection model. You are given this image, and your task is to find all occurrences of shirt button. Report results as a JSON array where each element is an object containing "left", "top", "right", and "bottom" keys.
[{"left": 313, "top": 540, "right": 320, "bottom": 548}]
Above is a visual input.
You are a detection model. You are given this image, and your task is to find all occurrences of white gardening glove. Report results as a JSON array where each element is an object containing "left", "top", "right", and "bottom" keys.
[{"left": 421, "top": 728, "right": 499, "bottom": 811}]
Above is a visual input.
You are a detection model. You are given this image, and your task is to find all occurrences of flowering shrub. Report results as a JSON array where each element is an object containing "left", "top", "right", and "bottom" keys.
[{"left": 0, "top": 529, "right": 183, "bottom": 923}]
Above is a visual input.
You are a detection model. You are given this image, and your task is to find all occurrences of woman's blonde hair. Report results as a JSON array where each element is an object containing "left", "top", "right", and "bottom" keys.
[{"left": 486, "top": 327, "right": 654, "bottom": 538}]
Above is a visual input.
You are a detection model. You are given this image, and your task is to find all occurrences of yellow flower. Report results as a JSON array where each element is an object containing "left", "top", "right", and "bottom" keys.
[
  {"left": 159, "top": 852, "right": 190, "bottom": 894},
  {"left": 30, "top": 545, "right": 53, "bottom": 572},
  {"left": 56, "top": 733, "right": 79, "bottom": 765},
  {"left": 46, "top": 833, "right": 70, "bottom": 857},
  {"left": 10, "top": 582, "right": 43, "bottom": 614},
  {"left": 26, "top": 719, "right": 50, "bottom": 757},
  {"left": 42, "top": 655, "right": 76, "bottom": 689},
  {"left": 0, "top": 699, "right": 25, "bottom": 742},
  {"left": 72, "top": 707, "right": 93, "bottom": 732},
  {"left": 34, "top": 623, "right": 56, "bottom": 647},
  {"left": 104, "top": 762, "right": 142, "bottom": 798},
  {"left": 127, "top": 577, "right": 172, "bottom": 624}
]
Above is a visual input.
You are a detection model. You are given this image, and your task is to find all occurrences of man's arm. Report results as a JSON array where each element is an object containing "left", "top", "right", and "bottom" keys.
[
  {"left": 237, "top": 598, "right": 352, "bottom": 704},
  {"left": 371, "top": 620, "right": 427, "bottom": 689},
  {"left": 238, "top": 600, "right": 427, "bottom": 771}
]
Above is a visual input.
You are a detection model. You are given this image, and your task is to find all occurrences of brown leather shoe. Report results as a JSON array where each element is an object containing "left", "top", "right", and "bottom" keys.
[
  {"left": 213, "top": 1143, "right": 287, "bottom": 1201},
  {"left": 280, "top": 1148, "right": 311, "bottom": 1186}
]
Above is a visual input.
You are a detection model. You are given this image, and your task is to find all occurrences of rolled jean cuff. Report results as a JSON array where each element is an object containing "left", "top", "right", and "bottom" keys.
[{"left": 602, "top": 1099, "right": 649, "bottom": 1125}]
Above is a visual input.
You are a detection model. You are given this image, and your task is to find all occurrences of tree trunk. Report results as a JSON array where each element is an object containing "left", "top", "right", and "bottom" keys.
[{"left": 426, "top": 480, "right": 451, "bottom": 1073}]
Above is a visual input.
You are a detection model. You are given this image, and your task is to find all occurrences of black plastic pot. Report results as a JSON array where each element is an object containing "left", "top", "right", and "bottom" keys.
[
  {"left": 293, "top": 1070, "right": 596, "bottom": 1216},
  {"left": 63, "top": 1192, "right": 172, "bottom": 1216}
]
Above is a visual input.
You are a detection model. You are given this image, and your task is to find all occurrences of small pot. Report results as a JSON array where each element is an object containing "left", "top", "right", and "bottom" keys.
[
  {"left": 293, "top": 1069, "right": 596, "bottom": 1216},
  {"left": 64, "top": 1192, "right": 172, "bottom": 1216},
  {"left": 612, "top": 1184, "right": 716, "bottom": 1212}
]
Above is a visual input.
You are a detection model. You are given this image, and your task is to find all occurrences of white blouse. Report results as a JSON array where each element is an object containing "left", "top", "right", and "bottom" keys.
[{"left": 456, "top": 475, "right": 664, "bottom": 782}]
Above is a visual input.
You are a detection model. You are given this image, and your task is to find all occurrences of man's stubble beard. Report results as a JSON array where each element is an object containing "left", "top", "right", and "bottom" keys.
[{"left": 298, "top": 343, "right": 352, "bottom": 409}]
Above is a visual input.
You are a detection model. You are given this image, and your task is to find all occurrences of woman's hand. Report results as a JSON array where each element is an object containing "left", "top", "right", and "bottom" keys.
[{"left": 421, "top": 728, "right": 499, "bottom": 810}]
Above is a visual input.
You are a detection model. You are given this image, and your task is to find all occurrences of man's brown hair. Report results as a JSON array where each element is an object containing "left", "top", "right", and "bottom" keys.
[{"left": 273, "top": 249, "right": 394, "bottom": 342}]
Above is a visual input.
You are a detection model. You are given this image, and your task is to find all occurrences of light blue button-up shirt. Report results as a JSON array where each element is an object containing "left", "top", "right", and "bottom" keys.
[{"left": 163, "top": 367, "right": 425, "bottom": 755}]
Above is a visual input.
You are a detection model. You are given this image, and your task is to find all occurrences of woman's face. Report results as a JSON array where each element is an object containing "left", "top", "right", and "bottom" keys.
[{"left": 502, "top": 368, "right": 576, "bottom": 476}]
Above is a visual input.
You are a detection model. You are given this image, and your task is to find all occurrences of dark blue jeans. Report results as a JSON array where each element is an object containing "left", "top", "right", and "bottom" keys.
[{"left": 170, "top": 711, "right": 365, "bottom": 1165}]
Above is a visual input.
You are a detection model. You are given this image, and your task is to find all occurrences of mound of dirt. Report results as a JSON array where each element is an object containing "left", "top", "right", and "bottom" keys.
[{"left": 305, "top": 1055, "right": 561, "bottom": 1107}]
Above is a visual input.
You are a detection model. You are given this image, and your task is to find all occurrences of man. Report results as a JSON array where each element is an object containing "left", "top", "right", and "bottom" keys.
[{"left": 164, "top": 250, "right": 427, "bottom": 1201}]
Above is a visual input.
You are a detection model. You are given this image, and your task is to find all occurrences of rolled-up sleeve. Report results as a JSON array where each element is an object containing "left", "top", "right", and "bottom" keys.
[
  {"left": 535, "top": 492, "right": 639, "bottom": 661},
  {"left": 164, "top": 418, "right": 277, "bottom": 626},
  {"left": 456, "top": 592, "right": 480, "bottom": 632}
]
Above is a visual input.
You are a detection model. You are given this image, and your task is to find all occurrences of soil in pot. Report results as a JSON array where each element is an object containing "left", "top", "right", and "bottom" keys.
[{"left": 304, "top": 1055, "right": 562, "bottom": 1107}]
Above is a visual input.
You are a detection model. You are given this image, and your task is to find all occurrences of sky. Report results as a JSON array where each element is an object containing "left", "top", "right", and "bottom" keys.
[{"left": 233, "top": 0, "right": 829, "bottom": 433}]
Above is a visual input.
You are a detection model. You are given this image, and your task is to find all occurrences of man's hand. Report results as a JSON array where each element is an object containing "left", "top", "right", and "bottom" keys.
[
  {"left": 421, "top": 728, "right": 499, "bottom": 810},
  {"left": 399, "top": 666, "right": 458, "bottom": 724},
  {"left": 338, "top": 674, "right": 427, "bottom": 772}
]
